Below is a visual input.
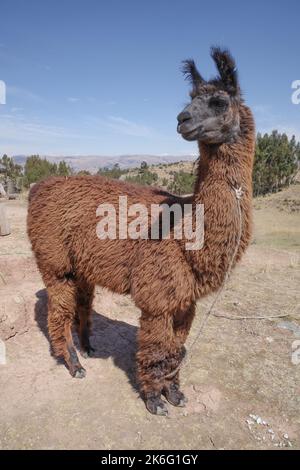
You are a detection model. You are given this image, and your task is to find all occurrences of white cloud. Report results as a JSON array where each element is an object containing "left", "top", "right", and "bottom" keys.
[
  {"left": 0, "top": 114, "right": 74, "bottom": 139},
  {"left": 0, "top": 112, "right": 96, "bottom": 154},
  {"left": 253, "top": 104, "right": 300, "bottom": 141},
  {"left": 7, "top": 85, "right": 44, "bottom": 103},
  {"left": 67, "top": 97, "right": 80, "bottom": 103},
  {"left": 84, "top": 115, "right": 154, "bottom": 138},
  {"left": 10, "top": 107, "right": 23, "bottom": 113},
  {"left": 107, "top": 116, "right": 153, "bottom": 137}
]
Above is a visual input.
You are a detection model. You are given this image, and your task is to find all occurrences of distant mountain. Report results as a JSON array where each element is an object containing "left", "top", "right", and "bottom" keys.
[
  {"left": 12, "top": 155, "right": 27, "bottom": 164},
  {"left": 12, "top": 154, "right": 196, "bottom": 173}
]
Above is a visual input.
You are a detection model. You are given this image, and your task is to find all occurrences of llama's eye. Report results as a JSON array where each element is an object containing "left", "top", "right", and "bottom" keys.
[{"left": 209, "top": 97, "right": 229, "bottom": 109}]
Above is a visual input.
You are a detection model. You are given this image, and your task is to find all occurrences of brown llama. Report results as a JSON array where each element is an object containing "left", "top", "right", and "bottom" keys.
[{"left": 27, "top": 47, "right": 255, "bottom": 416}]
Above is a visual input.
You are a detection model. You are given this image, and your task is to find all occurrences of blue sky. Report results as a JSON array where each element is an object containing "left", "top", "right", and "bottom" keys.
[{"left": 0, "top": 0, "right": 299, "bottom": 156}]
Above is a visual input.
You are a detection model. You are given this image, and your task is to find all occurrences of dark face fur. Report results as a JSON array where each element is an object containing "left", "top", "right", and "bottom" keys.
[{"left": 177, "top": 47, "right": 241, "bottom": 145}]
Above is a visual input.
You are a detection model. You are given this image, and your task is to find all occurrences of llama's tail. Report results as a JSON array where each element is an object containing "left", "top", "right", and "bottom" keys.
[
  {"left": 28, "top": 176, "right": 66, "bottom": 204},
  {"left": 28, "top": 178, "right": 53, "bottom": 203},
  {"left": 28, "top": 183, "right": 40, "bottom": 203}
]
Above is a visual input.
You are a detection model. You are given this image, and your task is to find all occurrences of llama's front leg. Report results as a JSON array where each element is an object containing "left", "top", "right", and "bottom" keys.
[
  {"left": 137, "top": 311, "right": 182, "bottom": 416},
  {"left": 47, "top": 277, "right": 86, "bottom": 378},
  {"left": 162, "top": 303, "right": 196, "bottom": 407},
  {"left": 75, "top": 281, "right": 95, "bottom": 358}
]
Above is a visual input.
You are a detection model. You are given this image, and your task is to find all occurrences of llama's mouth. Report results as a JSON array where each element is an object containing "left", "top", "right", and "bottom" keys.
[{"left": 177, "top": 125, "right": 200, "bottom": 141}]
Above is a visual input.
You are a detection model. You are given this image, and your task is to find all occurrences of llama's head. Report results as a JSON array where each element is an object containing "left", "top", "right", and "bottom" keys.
[{"left": 177, "top": 47, "right": 241, "bottom": 145}]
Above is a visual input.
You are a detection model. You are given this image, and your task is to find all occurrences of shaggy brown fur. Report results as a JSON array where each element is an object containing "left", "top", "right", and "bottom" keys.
[{"left": 27, "top": 48, "right": 255, "bottom": 415}]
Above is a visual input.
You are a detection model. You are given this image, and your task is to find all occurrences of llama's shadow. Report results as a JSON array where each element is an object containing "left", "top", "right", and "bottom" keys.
[{"left": 34, "top": 289, "right": 138, "bottom": 392}]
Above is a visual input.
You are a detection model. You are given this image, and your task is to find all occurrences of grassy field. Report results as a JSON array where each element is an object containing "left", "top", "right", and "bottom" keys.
[{"left": 253, "top": 185, "right": 300, "bottom": 250}]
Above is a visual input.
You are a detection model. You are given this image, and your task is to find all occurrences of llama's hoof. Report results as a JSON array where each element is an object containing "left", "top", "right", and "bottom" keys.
[
  {"left": 81, "top": 346, "right": 95, "bottom": 359},
  {"left": 145, "top": 396, "right": 168, "bottom": 416},
  {"left": 178, "top": 397, "right": 188, "bottom": 407},
  {"left": 73, "top": 367, "right": 86, "bottom": 379},
  {"left": 163, "top": 383, "right": 187, "bottom": 407}
]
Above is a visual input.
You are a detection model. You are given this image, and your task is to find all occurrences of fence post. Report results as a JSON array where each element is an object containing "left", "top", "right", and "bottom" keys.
[
  {"left": 0, "top": 183, "right": 6, "bottom": 197},
  {"left": 0, "top": 204, "right": 11, "bottom": 236}
]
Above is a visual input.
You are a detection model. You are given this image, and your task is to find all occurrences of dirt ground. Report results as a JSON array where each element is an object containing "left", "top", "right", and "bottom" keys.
[{"left": 0, "top": 186, "right": 299, "bottom": 450}]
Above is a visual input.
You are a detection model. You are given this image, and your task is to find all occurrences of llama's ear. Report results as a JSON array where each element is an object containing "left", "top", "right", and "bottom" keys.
[
  {"left": 211, "top": 47, "right": 239, "bottom": 96},
  {"left": 182, "top": 59, "right": 205, "bottom": 88}
]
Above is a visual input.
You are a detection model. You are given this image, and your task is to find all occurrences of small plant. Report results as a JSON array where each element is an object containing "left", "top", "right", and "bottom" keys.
[
  {"left": 97, "top": 163, "right": 129, "bottom": 180},
  {"left": 125, "top": 170, "right": 158, "bottom": 186},
  {"left": 167, "top": 171, "right": 195, "bottom": 195}
]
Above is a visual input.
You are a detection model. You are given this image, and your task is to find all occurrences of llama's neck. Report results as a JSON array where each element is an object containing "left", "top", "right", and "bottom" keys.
[
  {"left": 193, "top": 104, "right": 255, "bottom": 201},
  {"left": 184, "top": 104, "right": 256, "bottom": 298}
]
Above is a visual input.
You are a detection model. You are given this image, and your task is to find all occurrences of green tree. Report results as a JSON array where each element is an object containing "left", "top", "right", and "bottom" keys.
[
  {"left": 0, "top": 154, "right": 23, "bottom": 181},
  {"left": 97, "top": 163, "right": 128, "bottom": 179},
  {"left": 167, "top": 171, "right": 195, "bottom": 195},
  {"left": 125, "top": 170, "right": 158, "bottom": 186},
  {"left": 140, "top": 161, "right": 148, "bottom": 171},
  {"left": 23, "top": 156, "right": 71, "bottom": 187},
  {"left": 253, "top": 131, "right": 299, "bottom": 196},
  {"left": 58, "top": 160, "right": 72, "bottom": 176}
]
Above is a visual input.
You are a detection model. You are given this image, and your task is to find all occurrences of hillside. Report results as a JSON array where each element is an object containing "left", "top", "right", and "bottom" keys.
[
  {"left": 120, "top": 159, "right": 196, "bottom": 190},
  {"left": 13, "top": 154, "right": 196, "bottom": 173}
]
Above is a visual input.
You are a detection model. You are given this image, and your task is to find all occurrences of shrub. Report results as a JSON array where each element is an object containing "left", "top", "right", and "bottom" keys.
[{"left": 253, "top": 131, "right": 299, "bottom": 196}]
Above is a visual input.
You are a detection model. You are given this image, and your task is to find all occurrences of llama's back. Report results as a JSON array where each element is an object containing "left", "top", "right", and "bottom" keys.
[
  {"left": 27, "top": 175, "right": 178, "bottom": 288},
  {"left": 27, "top": 174, "right": 177, "bottom": 246}
]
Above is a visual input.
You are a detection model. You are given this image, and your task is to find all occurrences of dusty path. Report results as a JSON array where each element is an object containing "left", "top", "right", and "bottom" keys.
[{"left": 0, "top": 188, "right": 299, "bottom": 450}]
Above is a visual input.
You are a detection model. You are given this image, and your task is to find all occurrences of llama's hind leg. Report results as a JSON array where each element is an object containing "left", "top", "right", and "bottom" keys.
[
  {"left": 75, "top": 281, "right": 95, "bottom": 358},
  {"left": 137, "top": 311, "right": 181, "bottom": 416},
  {"left": 47, "top": 277, "right": 86, "bottom": 378},
  {"left": 162, "top": 303, "right": 196, "bottom": 407}
]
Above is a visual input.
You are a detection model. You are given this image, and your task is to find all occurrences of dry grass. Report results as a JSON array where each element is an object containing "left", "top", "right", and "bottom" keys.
[{"left": 253, "top": 184, "right": 300, "bottom": 250}]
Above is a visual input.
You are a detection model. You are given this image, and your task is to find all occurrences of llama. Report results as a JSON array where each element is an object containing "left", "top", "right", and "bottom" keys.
[{"left": 27, "top": 48, "right": 255, "bottom": 416}]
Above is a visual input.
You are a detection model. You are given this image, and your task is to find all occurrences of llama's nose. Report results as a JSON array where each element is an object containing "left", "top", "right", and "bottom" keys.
[{"left": 177, "top": 110, "right": 192, "bottom": 124}]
